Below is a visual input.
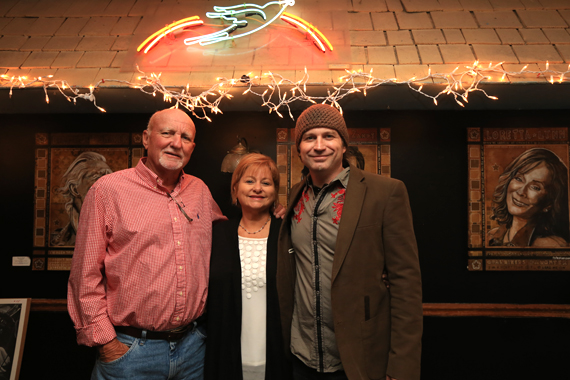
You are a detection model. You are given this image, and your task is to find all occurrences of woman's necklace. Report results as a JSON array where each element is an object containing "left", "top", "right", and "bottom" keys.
[{"left": 239, "top": 216, "right": 271, "bottom": 234}]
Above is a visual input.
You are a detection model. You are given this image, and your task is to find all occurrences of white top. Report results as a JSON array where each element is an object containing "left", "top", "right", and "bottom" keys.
[{"left": 239, "top": 236, "right": 268, "bottom": 380}]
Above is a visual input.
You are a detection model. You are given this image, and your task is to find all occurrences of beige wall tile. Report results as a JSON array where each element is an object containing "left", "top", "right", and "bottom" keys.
[
  {"left": 401, "top": 0, "right": 442, "bottom": 12},
  {"left": 443, "top": 29, "right": 466, "bottom": 43},
  {"left": 519, "top": 29, "right": 550, "bottom": 43},
  {"left": 352, "top": 0, "right": 388, "bottom": 12},
  {"left": 51, "top": 51, "right": 84, "bottom": 68},
  {"left": 28, "top": 0, "right": 74, "bottom": 18},
  {"left": 21, "top": 36, "right": 50, "bottom": 50},
  {"left": 438, "top": 0, "right": 464, "bottom": 11},
  {"left": 77, "top": 51, "right": 117, "bottom": 67},
  {"left": 439, "top": 44, "right": 476, "bottom": 62},
  {"left": 512, "top": 44, "right": 563, "bottom": 62},
  {"left": 111, "top": 36, "right": 132, "bottom": 50},
  {"left": 350, "top": 31, "right": 387, "bottom": 46},
  {"left": 462, "top": 28, "right": 501, "bottom": 43},
  {"left": 472, "top": 44, "right": 519, "bottom": 62},
  {"left": 0, "top": 35, "right": 28, "bottom": 50},
  {"left": 2, "top": 17, "right": 36, "bottom": 35},
  {"left": 459, "top": 0, "right": 493, "bottom": 10},
  {"left": 371, "top": 12, "right": 399, "bottom": 30},
  {"left": 81, "top": 16, "right": 119, "bottom": 36},
  {"left": 27, "top": 17, "right": 65, "bottom": 36},
  {"left": 474, "top": 11, "right": 523, "bottom": 28},
  {"left": 110, "top": 16, "right": 141, "bottom": 36},
  {"left": 489, "top": 0, "right": 525, "bottom": 10},
  {"left": 21, "top": 51, "right": 58, "bottom": 68},
  {"left": 412, "top": 29, "right": 446, "bottom": 44},
  {"left": 55, "top": 17, "right": 89, "bottom": 36},
  {"left": 385, "top": 0, "right": 404, "bottom": 11},
  {"left": 387, "top": 30, "right": 414, "bottom": 45},
  {"left": 418, "top": 45, "right": 443, "bottom": 63},
  {"left": 76, "top": 36, "right": 116, "bottom": 51},
  {"left": 538, "top": 0, "right": 570, "bottom": 10},
  {"left": 368, "top": 46, "right": 397, "bottom": 64},
  {"left": 395, "top": 45, "right": 420, "bottom": 63},
  {"left": 103, "top": 0, "right": 136, "bottom": 16},
  {"left": 349, "top": 12, "right": 373, "bottom": 30},
  {"left": 395, "top": 12, "right": 433, "bottom": 29},
  {"left": 65, "top": 1, "right": 112, "bottom": 17},
  {"left": 0, "top": 1, "right": 18, "bottom": 18},
  {"left": 43, "top": 36, "right": 82, "bottom": 51},
  {"left": 432, "top": 11, "right": 478, "bottom": 28},
  {"left": 543, "top": 29, "right": 570, "bottom": 43},
  {"left": 519, "top": 0, "right": 543, "bottom": 10},
  {"left": 555, "top": 45, "right": 570, "bottom": 62},
  {"left": 496, "top": 29, "right": 525, "bottom": 44},
  {"left": 516, "top": 10, "right": 568, "bottom": 28},
  {"left": 502, "top": 63, "right": 546, "bottom": 82}
]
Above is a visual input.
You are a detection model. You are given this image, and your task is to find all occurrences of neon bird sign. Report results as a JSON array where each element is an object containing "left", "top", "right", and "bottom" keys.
[{"left": 137, "top": 0, "right": 333, "bottom": 54}]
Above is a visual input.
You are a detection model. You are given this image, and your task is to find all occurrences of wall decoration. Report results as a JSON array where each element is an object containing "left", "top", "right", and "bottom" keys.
[
  {"left": 276, "top": 127, "right": 389, "bottom": 206},
  {"left": 33, "top": 133, "right": 143, "bottom": 271},
  {"left": 0, "top": 298, "right": 31, "bottom": 380},
  {"left": 468, "top": 127, "right": 570, "bottom": 271}
]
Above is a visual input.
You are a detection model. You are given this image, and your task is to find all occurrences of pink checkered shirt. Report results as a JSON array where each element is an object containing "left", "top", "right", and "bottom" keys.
[{"left": 68, "top": 158, "right": 226, "bottom": 347}]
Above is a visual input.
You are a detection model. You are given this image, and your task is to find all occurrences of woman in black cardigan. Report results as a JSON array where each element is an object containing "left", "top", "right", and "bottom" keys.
[{"left": 205, "top": 154, "right": 291, "bottom": 380}]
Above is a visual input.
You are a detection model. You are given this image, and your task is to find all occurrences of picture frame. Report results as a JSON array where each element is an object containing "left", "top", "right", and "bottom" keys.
[{"left": 0, "top": 298, "right": 31, "bottom": 380}]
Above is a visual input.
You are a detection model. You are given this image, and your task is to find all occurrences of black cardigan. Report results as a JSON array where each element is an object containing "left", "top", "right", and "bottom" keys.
[{"left": 205, "top": 215, "right": 291, "bottom": 380}]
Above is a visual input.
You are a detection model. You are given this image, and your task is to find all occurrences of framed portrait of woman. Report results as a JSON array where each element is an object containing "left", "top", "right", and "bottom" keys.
[{"left": 468, "top": 127, "right": 570, "bottom": 271}]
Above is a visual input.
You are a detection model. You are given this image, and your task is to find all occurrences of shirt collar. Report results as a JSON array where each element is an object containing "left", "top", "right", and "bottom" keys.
[
  {"left": 307, "top": 166, "right": 350, "bottom": 192},
  {"left": 135, "top": 157, "right": 188, "bottom": 192}
]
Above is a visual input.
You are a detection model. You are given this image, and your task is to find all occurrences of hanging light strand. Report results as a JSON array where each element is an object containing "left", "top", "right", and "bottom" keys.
[{"left": 1, "top": 62, "right": 568, "bottom": 119}]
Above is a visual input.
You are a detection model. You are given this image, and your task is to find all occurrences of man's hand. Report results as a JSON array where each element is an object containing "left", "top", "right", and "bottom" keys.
[
  {"left": 387, "top": 376, "right": 396, "bottom": 380},
  {"left": 273, "top": 203, "right": 286, "bottom": 219},
  {"left": 98, "top": 338, "right": 129, "bottom": 363},
  {"left": 382, "top": 270, "right": 390, "bottom": 289}
]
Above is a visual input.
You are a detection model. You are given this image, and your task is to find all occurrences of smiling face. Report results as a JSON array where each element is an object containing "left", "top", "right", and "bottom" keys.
[
  {"left": 235, "top": 166, "right": 276, "bottom": 215},
  {"left": 298, "top": 127, "right": 346, "bottom": 186},
  {"left": 506, "top": 161, "right": 553, "bottom": 221},
  {"left": 143, "top": 109, "right": 196, "bottom": 179}
]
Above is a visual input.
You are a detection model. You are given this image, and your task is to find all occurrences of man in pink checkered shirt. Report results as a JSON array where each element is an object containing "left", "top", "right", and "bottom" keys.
[{"left": 68, "top": 109, "right": 226, "bottom": 380}]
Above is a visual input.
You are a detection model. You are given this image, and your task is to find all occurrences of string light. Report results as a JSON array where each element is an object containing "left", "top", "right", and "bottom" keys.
[{"left": 1, "top": 61, "right": 568, "bottom": 119}]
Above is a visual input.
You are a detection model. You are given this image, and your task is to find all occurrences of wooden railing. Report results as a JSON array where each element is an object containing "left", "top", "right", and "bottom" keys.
[{"left": 31, "top": 299, "right": 570, "bottom": 318}]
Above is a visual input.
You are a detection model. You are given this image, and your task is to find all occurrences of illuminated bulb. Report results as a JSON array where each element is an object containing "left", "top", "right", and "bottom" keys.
[
  {"left": 521, "top": 65, "right": 528, "bottom": 71},
  {"left": 546, "top": 61, "right": 549, "bottom": 70},
  {"left": 418, "top": 85, "right": 423, "bottom": 92}
]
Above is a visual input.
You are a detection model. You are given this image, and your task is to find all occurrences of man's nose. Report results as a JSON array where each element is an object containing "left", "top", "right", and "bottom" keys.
[
  {"left": 170, "top": 134, "right": 182, "bottom": 148},
  {"left": 314, "top": 137, "right": 325, "bottom": 150}
]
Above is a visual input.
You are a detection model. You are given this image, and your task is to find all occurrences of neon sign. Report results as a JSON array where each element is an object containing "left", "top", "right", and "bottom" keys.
[{"left": 138, "top": 0, "right": 334, "bottom": 54}]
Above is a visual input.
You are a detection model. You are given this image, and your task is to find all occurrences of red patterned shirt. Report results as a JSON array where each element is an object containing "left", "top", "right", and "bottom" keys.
[
  {"left": 290, "top": 167, "right": 349, "bottom": 373},
  {"left": 68, "top": 158, "right": 226, "bottom": 347}
]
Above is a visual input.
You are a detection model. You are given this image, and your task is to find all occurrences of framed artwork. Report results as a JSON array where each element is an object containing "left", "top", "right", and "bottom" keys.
[
  {"left": 276, "top": 127, "right": 391, "bottom": 206},
  {"left": 0, "top": 298, "right": 31, "bottom": 380},
  {"left": 33, "top": 133, "right": 143, "bottom": 271},
  {"left": 467, "top": 127, "right": 570, "bottom": 271}
]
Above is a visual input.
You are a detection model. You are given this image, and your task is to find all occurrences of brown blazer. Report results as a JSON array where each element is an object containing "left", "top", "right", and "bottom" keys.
[{"left": 277, "top": 166, "right": 422, "bottom": 380}]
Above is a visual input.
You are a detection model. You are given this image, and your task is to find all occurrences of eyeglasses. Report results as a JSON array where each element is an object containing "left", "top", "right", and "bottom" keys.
[{"left": 168, "top": 192, "right": 193, "bottom": 223}]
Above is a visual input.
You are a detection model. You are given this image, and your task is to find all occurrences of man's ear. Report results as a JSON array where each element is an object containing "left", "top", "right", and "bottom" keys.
[{"left": 142, "top": 129, "right": 149, "bottom": 149}]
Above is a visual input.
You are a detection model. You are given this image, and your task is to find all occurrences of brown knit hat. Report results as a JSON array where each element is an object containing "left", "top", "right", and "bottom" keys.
[{"left": 295, "top": 104, "right": 349, "bottom": 151}]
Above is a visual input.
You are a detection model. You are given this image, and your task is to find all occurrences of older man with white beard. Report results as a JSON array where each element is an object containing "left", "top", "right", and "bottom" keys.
[{"left": 68, "top": 109, "right": 226, "bottom": 380}]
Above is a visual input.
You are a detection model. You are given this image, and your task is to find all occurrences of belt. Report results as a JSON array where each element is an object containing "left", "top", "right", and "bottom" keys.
[{"left": 115, "top": 315, "right": 205, "bottom": 341}]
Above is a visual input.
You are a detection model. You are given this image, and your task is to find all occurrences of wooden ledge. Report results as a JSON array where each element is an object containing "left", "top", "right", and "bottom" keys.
[{"left": 31, "top": 299, "right": 570, "bottom": 318}]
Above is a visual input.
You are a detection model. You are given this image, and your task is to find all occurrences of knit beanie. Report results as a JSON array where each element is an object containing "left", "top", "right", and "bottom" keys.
[{"left": 295, "top": 104, "right": 349, "bottom": 151}]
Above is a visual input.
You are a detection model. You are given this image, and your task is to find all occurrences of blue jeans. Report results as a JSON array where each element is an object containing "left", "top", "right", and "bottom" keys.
[{"left": 91, "top": 323, "right": 207, "bottom": 380}]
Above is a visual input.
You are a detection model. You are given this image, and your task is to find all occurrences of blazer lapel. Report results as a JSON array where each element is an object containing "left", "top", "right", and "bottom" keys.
[{"left": 332, "top": 166, "right": 366, "bottom": 283}]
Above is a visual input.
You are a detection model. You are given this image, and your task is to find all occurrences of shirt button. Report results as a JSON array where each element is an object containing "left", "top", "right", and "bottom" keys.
[
  {"left": 176, "top": 317, "right": 180, "bottom": 321},
  {"left": 174, "top": 217, "right": 177, "bottom": 222},
  {"left": 179, "top": 266, "right": 183, "bottom": 270},
  {"left": 179, "top": 291, "right": 183, "bottom": 296},
  {"left": 177, "top": 241, "right": 181, "bottom": 246}
]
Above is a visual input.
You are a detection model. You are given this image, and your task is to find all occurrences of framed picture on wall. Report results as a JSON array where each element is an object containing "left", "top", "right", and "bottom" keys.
[
  {"left": 0, "top": 298, "right": 31, "bottom": 380},
  {"left": 467, "top": 127, "right": 570, "bottom": 271},
  {"left": 33, "top": 133, "right": 144, "bottom": 271}
]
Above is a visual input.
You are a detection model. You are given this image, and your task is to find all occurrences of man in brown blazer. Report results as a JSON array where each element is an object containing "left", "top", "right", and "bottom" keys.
[{"left": 277, "top": 104, "right": 422, "bottom": 380}]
